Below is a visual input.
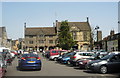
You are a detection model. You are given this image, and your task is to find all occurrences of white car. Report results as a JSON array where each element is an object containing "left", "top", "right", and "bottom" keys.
[
  {"left": 23, "top": 52, "right": 29, "bottom": 54},
  {"left": 70, "top": 52, "right": 94, "bottom": 61},
  {"left": 49, "top": 55, "right": 60, "bottom": 61},
  {"left": 10, "top": 52, "right": 15, "bottom": 58},
  {"left": 33, "top": 52, "right": 38, "bottom": 54}
]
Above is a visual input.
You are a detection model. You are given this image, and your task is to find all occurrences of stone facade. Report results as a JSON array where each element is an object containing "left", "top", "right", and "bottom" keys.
[
  {"left": 55, "top": 18, "right": 92, "bottom": 51},
  {"left": 25, "top": 18, "right": 92, "bottom": 51},
  {"left": 25, "top": 26, "right": 57, "bottom": 51},
  {"left": 0, "top": 27, "right": 8, "bottom": 48}
]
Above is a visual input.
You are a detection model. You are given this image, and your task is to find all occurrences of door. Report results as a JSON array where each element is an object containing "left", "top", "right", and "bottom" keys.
[{"left": 107, "top": 54, "right": 120, "bottom": 72}]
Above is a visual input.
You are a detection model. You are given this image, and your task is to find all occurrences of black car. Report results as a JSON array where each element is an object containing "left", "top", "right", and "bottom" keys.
[{"left": 86, "top": 52, "right": 120, "bottom": 74}]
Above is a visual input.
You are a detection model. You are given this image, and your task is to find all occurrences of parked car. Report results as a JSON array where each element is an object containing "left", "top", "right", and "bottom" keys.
[
  {"left": 11, "top": 50, "right": 18, "bottom": 56},
  {"left": 0, "top": 49, "right": 13, "bottom": 65},
  {"left": 61, "top": 52, "right": 76, "bottom": 64},
  {"left": 49, "top": 50, "right": 68, "bottom": 61},
  {"left": 18, "top": 53, "right": 42, "bottom": 70},
  {"left": 5, "top": 51, "right": 13, "bottom": 65},
  {"left": 77, "top": 52, "right": 108, "bottom": 69},
  {"left": 56, "top": 52, "right": 69, "bottom": 62},
  {"left": 10, "top": 52, "right": 15, "bottom": 59},
  {"left": 44, "top": 51, "right": 50, "bottom": 58},
  {"left": 69, "top": 52, "right": 94, "bottom": 66},
  {"left": 48, "top": 49, "right": 67, "bottom": 59},
  {"left": 95, "top": 50, "right": 108, "bottom": 55},
  {"left": 86, "top": 52, "right": 120, "bottom": 74},
  {"left": 0, "top": 53, "right": 7, "bottom": 78}
]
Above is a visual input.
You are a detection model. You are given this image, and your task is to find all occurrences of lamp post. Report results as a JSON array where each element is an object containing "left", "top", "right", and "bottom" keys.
[
  {"left": 94, "top": 26, "right": 100, "bottom": 51},
  {"left": 94, "top": 26, "right": 100, "bottom": 42}
]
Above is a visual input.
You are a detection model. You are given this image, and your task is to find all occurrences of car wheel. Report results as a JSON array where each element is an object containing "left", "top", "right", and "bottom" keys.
[
  {"left": 54, "top": 58, "right": 57, "bottom": 61},
  {"left": 100, "top": 66, "right": 107, "bottom": 74}
]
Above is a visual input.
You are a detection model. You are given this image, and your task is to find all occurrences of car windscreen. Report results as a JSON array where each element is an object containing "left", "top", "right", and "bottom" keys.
[
  {"left": 64, "top": 52, "right": 76, "bottom": 57},
  {"left": 100, "top": 54, "right": 112, "bottom": 60},
  {"left": 52, "top": 51, "right": 57, "bottom": 53},
  {"left": 79, "top": 53, "right": 94, "bottom": 56}
]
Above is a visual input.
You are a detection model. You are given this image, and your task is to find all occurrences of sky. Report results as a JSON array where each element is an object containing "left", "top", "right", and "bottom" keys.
[{"left": 1, "top": 1, "right": 119, "bottom": 40}]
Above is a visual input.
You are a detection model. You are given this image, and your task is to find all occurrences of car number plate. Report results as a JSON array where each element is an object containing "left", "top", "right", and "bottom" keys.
[{"left": 28, "top": 61, "right": 35, "bottom": 63}]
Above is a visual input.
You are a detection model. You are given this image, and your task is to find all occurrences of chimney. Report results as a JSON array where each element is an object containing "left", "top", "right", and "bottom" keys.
[
  {"left": 87, "top": 17, "right": 89, "bottom": 22},
  {"left": 56, "top": 20, "right": 58, "bottom": 23},
  {"left": 110, "top": 30, "right": 115, "bottom": 36},
  {"left": 24, "top": 22, "right": 26, "bottom": 28}
]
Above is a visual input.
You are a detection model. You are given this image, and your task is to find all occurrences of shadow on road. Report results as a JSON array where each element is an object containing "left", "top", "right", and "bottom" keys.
[{"left": 16, "top": 66, "right": 41, "bottom": 72}]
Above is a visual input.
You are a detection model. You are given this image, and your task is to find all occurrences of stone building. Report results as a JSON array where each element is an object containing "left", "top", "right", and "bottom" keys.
[
  {"left": 0, "top": 27, "right": 8, "bottom": 47},
  {"left": 98, "top": 30, "right": 120, "bottom": 52},
  {"left": 25, "top": 26, "right": 57, "bottom": 51},
  {"left": 107, "top": 32, "right": 120, "bottom": 52},
  {"left": 55, "top": 18, "right": 92, "bottom": 51},
  {"left": 24, "top": 18, "right": 92, "bottom": 51}
]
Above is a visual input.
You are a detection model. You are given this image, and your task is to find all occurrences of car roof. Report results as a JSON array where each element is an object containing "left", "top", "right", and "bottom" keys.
[{"left": 109, "top": 52, "right": 120, "bottom": 55}]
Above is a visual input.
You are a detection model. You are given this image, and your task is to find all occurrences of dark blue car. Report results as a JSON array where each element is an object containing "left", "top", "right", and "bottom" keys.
[{"left": 18, "top": 53, "right": 42, "bottom": 70}]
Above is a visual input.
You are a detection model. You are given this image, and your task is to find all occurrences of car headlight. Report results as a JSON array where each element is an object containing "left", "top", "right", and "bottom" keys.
[{"left": 91, "top": 63, "right": 98, "bottom": 66}]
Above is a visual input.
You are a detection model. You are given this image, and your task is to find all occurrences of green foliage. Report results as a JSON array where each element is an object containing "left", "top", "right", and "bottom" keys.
[{"left": 58, "top": 20, "right": 76, "bottom": 50}]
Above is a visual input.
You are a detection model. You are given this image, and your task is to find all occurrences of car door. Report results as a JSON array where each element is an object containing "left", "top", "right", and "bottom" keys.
[{"left": 107, "top": 54, "right": 120, "bottom": 72}]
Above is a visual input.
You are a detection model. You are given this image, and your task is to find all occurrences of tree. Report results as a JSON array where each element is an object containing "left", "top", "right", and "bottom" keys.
[{"left": 58, "top": 20, "right": 76, "bottom": 50}]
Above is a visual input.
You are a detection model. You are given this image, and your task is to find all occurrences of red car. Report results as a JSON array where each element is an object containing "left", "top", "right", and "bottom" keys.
[{"left": 49, "top": 49, "right": 67, "bottom": 57}]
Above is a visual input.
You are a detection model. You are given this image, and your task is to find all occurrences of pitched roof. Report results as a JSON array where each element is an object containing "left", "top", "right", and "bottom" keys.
[
  {"left": 57, "top": 22, "right": 91, "bottom": 31},
  {"left": 25, "top": 27, "right": 56, "bottom": 36}
]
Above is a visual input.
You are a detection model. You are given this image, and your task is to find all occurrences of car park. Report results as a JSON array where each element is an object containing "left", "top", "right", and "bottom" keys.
[
  {"left": 86, "top": 52, "right": 120, "bottom": 74},
  {"left": 18, "top": 53, "right": 42, "bottom": 70}
]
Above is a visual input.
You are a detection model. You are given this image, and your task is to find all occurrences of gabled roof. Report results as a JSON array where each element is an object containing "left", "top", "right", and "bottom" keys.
[
  {"left": 25, "top": 27, "right": 56, "bottom": 36},
  {"left": 57, "top": 22, "right": 91, "bottom": 31}
]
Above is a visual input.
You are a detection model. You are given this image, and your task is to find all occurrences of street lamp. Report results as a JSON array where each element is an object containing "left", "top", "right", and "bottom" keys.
[
  {"left": 94, "top": 26, "right": 100, "bottom": 51},
  {"left": 94, "top": 26, "right": 100, "bottom": 42}
]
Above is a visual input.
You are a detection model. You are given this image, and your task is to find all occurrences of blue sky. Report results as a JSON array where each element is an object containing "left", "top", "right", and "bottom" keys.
[{"left": 1, "top": 2, "right": 118, "bottom": 39}]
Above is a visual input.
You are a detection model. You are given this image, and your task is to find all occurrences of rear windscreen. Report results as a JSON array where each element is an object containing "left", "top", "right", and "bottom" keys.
[{"left": 26, "top": 58, "right": 37, "bottom": 60}]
